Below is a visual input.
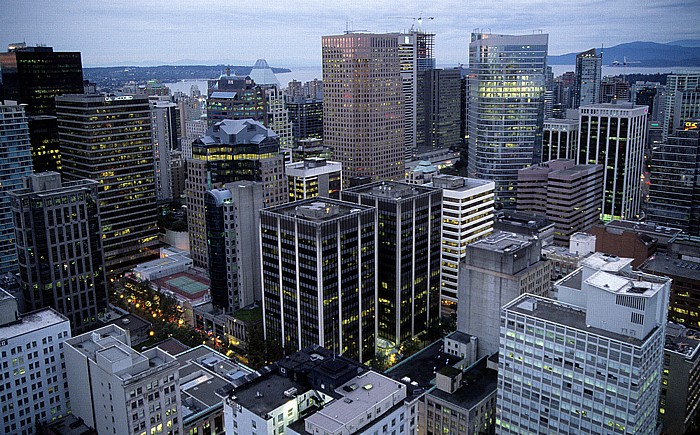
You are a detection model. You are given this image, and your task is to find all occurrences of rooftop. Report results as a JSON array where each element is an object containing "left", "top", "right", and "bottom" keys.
[
  {"left": 470, "top": 231, "right": 534, "bottom": 254},
  {"left": 264, "top": 198, "right": 373, "bottom": 222},
  {"left": 154, "top": 272, "right": 210, "bottom": 300},
  {"left": 430, "top": 175, "right": 494, "bottom": 192},
  {"left": 344, "top": 181, "right": 437, "bottom": 200},
  {"left": 665, "top": 322, "right": 700, "bottom": 360},
  {"left": 232, "top": 371, "right": 307, "bottom": 418},
  {"left": 582, "top": 252, "right": 634, "bottom": 273},
  {"left": 387, "top": 340, "right": 462, "bottom": 392},
  {"left": 0, "top": 308, "right": 68, "bottom": 339},
  {"left": 429, "top": 357, "right": 498, "bottom": 411},
  {"left": 642, "top": 253, "right": 700, "bottom": 281}
]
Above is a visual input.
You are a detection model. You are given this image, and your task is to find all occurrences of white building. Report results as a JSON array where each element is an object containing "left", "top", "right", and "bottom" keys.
[
  {"left": 0, "top": 290, "right": 70, "bottom": 435},
  {"left": 497, "top": 252, "right": 671, "bottom": 434},
  {"left": 132, "top": 248, "right": 194, "bottom": 282},
  {"left": 65, "top": 324, "right": 183, "bottom": 435},
  {"left": 428, "top": 175, "right": 495, "bottom": 314},
  {"left": 286, "top": 158, "right": 342, "bottom": 201}
]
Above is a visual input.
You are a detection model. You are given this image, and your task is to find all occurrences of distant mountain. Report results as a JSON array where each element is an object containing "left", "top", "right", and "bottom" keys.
[
  {"left": 668, "top": 39, "right": 700, "bottom": 48},
  {"left": 549, "top": 41, "right": 700, "bottom": 66}
]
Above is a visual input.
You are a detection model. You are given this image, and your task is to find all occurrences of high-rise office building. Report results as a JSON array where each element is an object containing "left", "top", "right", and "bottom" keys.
[
  {"left": 286, "top": 158, "right": 342, "bottom": 201},
  {"left": 186, "top": 119, "right": 286, "bottom": 268},
  {"left": 417, "top": 68, "right": 462, "bottom": 149},
  {"left": 285, "top": 96, "right": 323, "bottom": 143},
  {"left": 0, "top": 44, "right": 84, "bottom": 173},
  {"left": 342, "top": 181, "right": 441, "bottom": 348},
  {"left": 647, "top": 129, "right": 700, "bottom": 234},
  {"left": 65, "top": 324, "right": 183, "bottom": 435},
  {"left": 0, "top": 101, "right": 32, "bottom": 274},
  {"left": 498, "top": 253, "right": 670, "bottom": 434},
  {"left": 573, "top": 48, "right": 602, "bottom": 108},
  {"left": 542, "top": 118, "right": 579, "bottom": 162},
  {"left": 260, "top": 199, "right": 377, "bottom": 362},
  {"left": 662, "top": 73, "right": 700, "bottom": 141},
  {"left": 577, "top": 102, "right": 648, "bottom": 221},
  {"left": 9, "top": 172, "right": 106, "bottom": 332},
  {"left": 467, "top": 33, "right": 549, "bottom": 207},
  {"left": 457, "top": 231, "right": 550, "bottom": 356},
  {"left": 56, "top": 94, "right": 159, "bottom": 279},
  {"left": 206, "top": 72, "right": 267, "bottom": 125},
  {"left": 599, "top": 77, "right": 631, "bottom": 104},
  {"left": 517, "top": 159, "right": 603, "bottom": 245},
  {"left": 399, "top": 30, "right": 435, "bottom": 159},
  {"left": 322, "top": 32, "right": 404, "bottom": 183},
  {"left": 151, "top": 100, "right": 178, "bottom": 202},
  {"left": 427, "top": 175, "right": 495, "bottom": 315},
  {"left": 0, "top": 291, "right": 71, "bottom": 434}
]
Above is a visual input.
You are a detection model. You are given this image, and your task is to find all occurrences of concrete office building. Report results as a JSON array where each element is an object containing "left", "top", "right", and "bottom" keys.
[
  {"left": 286, "top": 158, "right": 342, "bottom": 201},
  {"left": 0, "top": 290, "right": 71, "bottom": 435},
  {"left": 661, "top": 323, "right": 700, "bottom": 434},
  {"left": 427, "top": 175, "right": 495, "bottom": 314},
  {"left": 498, "top": 253, "right": 671, "bottom": 434},
  {"left": 65, "top": 324, "right": 183, "bottom": 435},
  {"left": 151, "top": 100, "right": 179, "bottom": 202},
  {"left": 542, "top": 118, "right": 579, "bottom": 162},
  {"left": 467, "top": 33, "right": 548, "bottom": 207},
  {"left": 9, "top": 172, "right": 107, "bottom": 332},
  {"left": 457, "top": 231, "right": 551, "bottom": 356},
  {"left": 342, "top": 181, "right": 442, "bottom": 348},
  {"left": 517, "top": 159, "right": 603, "bottom": 245},
  {"left": 56, "top": 93, "right": 159, "bottom": 278},
  {"left": 186, "top": 119, "right": 286, "bottom": 269},
  {"left": 577, "top": 102, "right": 648, "bottom": 221},
  {"left": 322, "top": 32, "right": 404, "bottom": 183},
  {"left": 260, "top": 199, "right": 376, "bottom": 362},
  {"left": 662, "top": 73, "right": 700, "bottom": 141},
  {"left": 647, "top": 129, "right": 700, "bottom": 235},
  {"left": 573, "top": 48, "right": 602, "bottom": 108},
  {"left": 0, "top": 44, "right": 83, "bottom": 173},
  {"left": 0, "top": 101, "right": 32, "bottom": 274},
  {"left": 399, "top": 30, "right": 435, "bottom": 159}
]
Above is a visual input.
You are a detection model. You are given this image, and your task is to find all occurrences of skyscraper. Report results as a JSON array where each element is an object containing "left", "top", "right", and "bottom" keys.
[
  {"left": 322, "top": 32, "right": 404, "bottom": 183},
  {"left": 573, "top": 48, "right": 602, "bottom": 108},
  {"left": 542, "top": 118, "right": 579, "bottom": 161},
  {"left": 467, "top": 33, "right": 549, "bottom": 207},
  {"left": 398, "top": 30, "right": 435, "bottom": 159},
  {"left": 0, "top": 44, "right": 84, "bottom": 172},
  {"left": 206, "top": 73, "right": 267, "bottom": 125},
  {"left": 662, "top": 73, "right": 700, "bottom": 141},
  {"left": 342, "top": 181, "right": 441, "bottom": 348},
  {"left": 0, "top": 101, "right": 32, "bottom": 274},
  {"left": 56, "top": 94, "right": 159, "bottom": 279},
  {"left": 261, "top": 199, "right": 377, "bottom": 362},
  {"left": 417, "top": 68, "right": 462, "bottom": 149},
  {"left": 151, "top": 100, "right": 178, "bottom": 202},
  {"left": 9, "top": 172, "right": 107, "bottom": 332},
  {"left": 577, "top": 102, "right": 648, "bottom": 221}
]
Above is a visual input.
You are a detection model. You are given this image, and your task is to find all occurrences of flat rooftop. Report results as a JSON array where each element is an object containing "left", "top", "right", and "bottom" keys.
[
  {"left": 154, "top": 272, "right": 210, "bottom": 300},
  {"left": 265, "top": 198, "right": 373, "bottom": 222},
  {"left": 430, "top": 175, "right": 494, "bottom": 192},
  {"left": 232, "top": 372, "right": 307, "bottom": 418},
  {"left": 0, "top": 308, "right": 68, "bottom": 339},
  {"left": 507, "top": 296, "right": 651, "bottom": 346},
  {"left": 666, "top": 323, "right": 700, "bottom": 359},
  {"left": 387, "top": 340, "right": 462, "bottom": 391},
  {"left": 344, "top": 181, "right": 437, "bottom": 200},
  {"left": 582, "top": 252, "right": 633, "bottom": 272},
  {"left": 642, "top": 254, "right": 700, "bottom": 281},
  {"left": 429, "top": 357, "right": 497, "bottom": 411},
  {"left": 470, "top": 231, "right": 533, "bottom": 253}
]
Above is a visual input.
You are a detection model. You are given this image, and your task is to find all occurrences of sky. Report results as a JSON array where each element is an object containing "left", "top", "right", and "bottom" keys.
[{"left": 1, "top": 0, "right": 699, "bottom": 68}]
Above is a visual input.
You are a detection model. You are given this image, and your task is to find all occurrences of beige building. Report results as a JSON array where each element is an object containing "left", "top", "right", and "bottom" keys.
[{"left": 322, "top": 32, "right": 404, "bottom": 183}]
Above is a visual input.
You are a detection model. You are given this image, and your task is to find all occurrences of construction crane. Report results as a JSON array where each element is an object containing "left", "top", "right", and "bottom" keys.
[{"left": 611, "top": 56, "right": 641, "bottom": 81}]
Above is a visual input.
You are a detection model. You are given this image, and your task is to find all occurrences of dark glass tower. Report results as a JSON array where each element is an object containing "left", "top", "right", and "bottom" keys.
[
  {"left": 204, "top": 188, "right": 231, "bottom": 309},
  {"left": 56, "top": 94, "right": 159, "bottom": 280},
  {"left": 0, "top": 45, "right": 84, "bottom": 172}
]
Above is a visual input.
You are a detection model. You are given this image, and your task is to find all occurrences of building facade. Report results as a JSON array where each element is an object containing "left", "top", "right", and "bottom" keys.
[
  {"left": 9, "top": 172, "right": 107, "bottom": 332},
  {"left": 151, "top": 100, "right": 179, "bottom": 202},
  {"left": 573, "top": 48, "right": 602, "bottom": 109},
  {"left": 417, "top": 68, "right": 462, "bottom": 150},
  {"left": 261, "top": 199, "right": 376, "bottom": 362},
  {"left": 322, "top": 32, "right": 404, "bottom": 183},
  {"left": 286, "top": 158, "right": 342, "bottom": 201},
  {"left": 542, "top": 118, "right": 579, "bottom": 162},
  {"left": 56, "top": 93, "right": 159, "bottom": 279},
  {"left": 342, "top": 181, "right": 441, "bottom": 348},
  {"left": 662, "top": 73, "right": 700, "bottom": 141},
  {"left": 206, "top": 73, "right": 267, "bottom": 126},
  {"left": 467, "top": 33, "right": 548, "bottom": 207},
  {"left": 577, "top": 102, "right": 648, "bottom": 221}
]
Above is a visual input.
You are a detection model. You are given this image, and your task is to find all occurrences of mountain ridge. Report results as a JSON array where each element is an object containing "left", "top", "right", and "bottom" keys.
[{"left": 549, "top": 41, "right": 700, "bottom": 66}]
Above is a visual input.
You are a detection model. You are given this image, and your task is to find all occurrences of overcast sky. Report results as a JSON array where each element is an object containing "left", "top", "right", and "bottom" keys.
[{"left": 1, "top": 0, "right": 698, "bottom": 67}]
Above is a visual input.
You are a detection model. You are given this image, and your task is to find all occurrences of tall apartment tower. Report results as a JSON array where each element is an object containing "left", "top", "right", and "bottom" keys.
[
  {"left": 342, "top": 182, "right": 441, "bottom": 348},
  {"left": 577, "top": 102, "right": 648, "bottom": 221},
  {"left": 427, "top": 175, "right": 495, "bottom": 315},
  {"left": 662, "top": 73, "right": 700, "bottom": 141},
  {"left": 186, "top": 119, "right": 286, "bottom": 268},
  {"left": 56, "top": 94, "right": 159, "bottom": 278},
  {"left": 9, "top": 172, "right": 107, "bottom": 332},
  {"left": 322, "top": 33, "right": 404, "bottom": 183},
  {"left": 542, "top": 118, "right": 579, "bottom": 162},
  {"left": 0, "top": 101, "right": 32, "bottom": 274},
  {"left": 286, "top": 158, "right": 342, "bottom": 201},
  {"left": 517, "top": 159, "right": 604, "bottom": 245},
  {"left": 457, "top": 231, "right": 551, "bottom": 356},
  {"left": 151, "top": 100, "right": 178, "bottom": 202},
  {"left": 647, "top": 130, "right": 700, "bottom": 235},
  {"left": 65, "top": 325, "right": 183, "bottom": 435},
  {"left": 467, "top": 33, "right": 549, "bottom": 207},
  {"left": 0, "top": 44, "right": 83, "bottom": 172},
  {"left": 498, "top": 253, "right": 671, "bottom": 434},
  {"left": 260, "top": 199, "right": 377, "bottom": 362},
  {"left": 573, "top": 48, "right": 602, "bottom": 108},
  {"left": 399, "top": 30, "right": 435, "bottom": 159},
  {"left": 0, "top": 290, "right": 71, "bottom": 434}
]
